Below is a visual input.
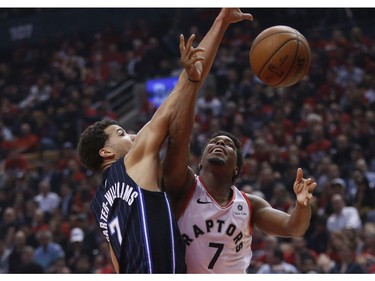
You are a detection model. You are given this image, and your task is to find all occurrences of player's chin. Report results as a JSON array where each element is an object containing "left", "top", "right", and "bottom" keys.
[{"left": 207, "top": 156, "right": 226, "bottom": 165}]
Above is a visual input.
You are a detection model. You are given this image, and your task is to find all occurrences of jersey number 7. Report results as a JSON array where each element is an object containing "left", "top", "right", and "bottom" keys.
[
  {"left": 208, "top": 242, "right": 224, "bottom": 269},
  {"left": 109, "top": 216, "right": 123, "bottom": 244}
]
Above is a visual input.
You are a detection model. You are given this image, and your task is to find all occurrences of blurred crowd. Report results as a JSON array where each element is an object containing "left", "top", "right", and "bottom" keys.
[{"left": 0, "top": 8, "right": 375, "bottom": 274}]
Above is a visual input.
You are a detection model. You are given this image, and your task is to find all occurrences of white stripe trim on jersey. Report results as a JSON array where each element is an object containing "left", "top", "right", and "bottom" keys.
[
  {"left": 163, "top": 192, "right": 176, "bottom": 273},
  {"left": 137, "top": 186, "right": 153, "bottom": 273}
]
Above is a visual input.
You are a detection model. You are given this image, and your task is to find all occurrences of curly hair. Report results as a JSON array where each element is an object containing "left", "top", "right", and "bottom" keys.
[{"left": 77, "top": 118, "right": 117, "bottom": 171}]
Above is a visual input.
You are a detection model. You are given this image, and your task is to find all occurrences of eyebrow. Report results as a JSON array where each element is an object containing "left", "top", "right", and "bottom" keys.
[{"left": 210, "top": 137, "right": 234, "bottom": 144}]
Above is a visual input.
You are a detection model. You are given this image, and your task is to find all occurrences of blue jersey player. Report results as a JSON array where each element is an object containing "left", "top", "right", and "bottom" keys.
[{"left": 77, "top": 34, "right": 204, "bottom": 273}]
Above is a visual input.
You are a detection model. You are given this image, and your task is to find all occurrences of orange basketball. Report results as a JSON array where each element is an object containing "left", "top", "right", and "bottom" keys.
[{"left": 249, "top": 25, "right": 311, "bottom": 88}]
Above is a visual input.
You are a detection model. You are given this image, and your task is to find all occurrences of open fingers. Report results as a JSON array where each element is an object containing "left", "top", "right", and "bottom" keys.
[
  {"left": 179, "top": 34, "right": 186, "bottom": 52},
  {"left": 180, "top": 34, "right": 197, "bottom": 54},
  {"left": 185, "top": 34, "right": 196, "bottom": 49},
  {"left": 305, "top": 178, "right": 312, "bottom": 185},
  {"left": 295, "top": 168, "right": 303, "bottom": 184},
  {"left": 186, "top": 34, "right": 204, "bottom": 58},
  {"left": 304, "top": 192, "right": 314, "bottom": 206},
  {"left": 180, "top": 34, "right": 205, "bottom": 60},
  {"left": 188, "top": 47, "right": 205, "bottom": 59},
  {"left": 184, "top": 34, "right": 200, "bottom": 60},
  {"left": 308, "top": 182, "right": 317, "bottom": 193}
]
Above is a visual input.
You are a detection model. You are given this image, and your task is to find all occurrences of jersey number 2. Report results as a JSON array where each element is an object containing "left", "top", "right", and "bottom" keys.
[{"left": 208, "top": 242, "right": 224, "bottom": 269}]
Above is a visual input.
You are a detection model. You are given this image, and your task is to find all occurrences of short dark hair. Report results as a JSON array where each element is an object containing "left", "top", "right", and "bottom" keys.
[
  {"left": 204, "top": 130, "right": 243, "bottom": 183},
  {"left": 77, "top": 118, "right": 117, "bottom": 171}
]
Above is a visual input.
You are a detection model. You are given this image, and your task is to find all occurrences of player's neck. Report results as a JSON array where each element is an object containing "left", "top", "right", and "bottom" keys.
[
  {"left": 101, "top": 159, "right": 116, "bottom": 171},
  {"left": 199, "top": 170, "right": 233, "bottom": 206}
]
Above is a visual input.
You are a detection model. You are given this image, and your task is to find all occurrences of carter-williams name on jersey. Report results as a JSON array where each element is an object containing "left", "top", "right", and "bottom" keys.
[{"left": 99, "top": 181, "right": 138, "bottom": 242}]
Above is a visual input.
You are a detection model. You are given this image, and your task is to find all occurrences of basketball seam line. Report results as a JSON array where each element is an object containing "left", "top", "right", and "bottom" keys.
[
  {"left": 250, "top": 31, "right": 297, "bottom": 56},
  {"left": 273, "top": 35, "right": 300, "bottom": 87},
  {"left": 257, "top": 37, "right": 298, "bottom": 82}
]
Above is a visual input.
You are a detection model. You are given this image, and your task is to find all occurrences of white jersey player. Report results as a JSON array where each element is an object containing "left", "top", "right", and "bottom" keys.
[
  {"left": 161, "top": 8, "right": 316, "bottom": 275},
  {"left": 177, "top": 176, "right": 252, "bottom": 273},
  {"left": 163, "top": 130, "right": 316, "bottom": 273}
]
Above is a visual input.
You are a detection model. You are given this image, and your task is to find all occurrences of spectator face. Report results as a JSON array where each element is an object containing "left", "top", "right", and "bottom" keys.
[
  {"left": 300, "top": 256, "right": 317, "bottom": 273},
  {"left": 14, "top": 231, "right": 26, "bottom": 248},
  {"left": 356, "top": 158, "right": 368, "bottom": 172},
  {"left": 20, "top": 123, "right": 31, "bottom": 136},
  {"left": 331, "top": 194, "right": 345, "bottom": 213},
  {"left": 338, "top": 243, "right": 354, "bottom": 262},
  {"left": 74, "top": 256, "right": 91, "bottom": 273},
  {"left": 37, "top": 230, "right": 52, "bottom": 247},
  {"left": 39, "top": 180, "right": 51, "bottom": 194},
  {"left": 36, "top": 77, "right": 46, "bottom": 89},
  {"left": 328, "top": 180, "right": 345, "bottom": 199},
  {"left": 3, "top": 206, "right": 14, "bottom": 221},
  {"left": 33, "top": 209, "right": 45, "bottom": 225},
  {"left": 292, "top": 237, "right": 306, "bottom": 251},
  {"left": 264, "top": 235, "right": 278, "bottom": 250},
  {"left": 328, "top": 164, "right": 340, "bottom": 178},
  {"left": 363, "top": 224, "right": 375, "bottom": 248},
  {"left": 21, "top": 246, "right": 35, "bottom": 263},
  {"left": 329, "top": 231, "right": 345, "bottom": 251},
  {"left": 336, "top": 134, "right": 348, "bottom": 150}
]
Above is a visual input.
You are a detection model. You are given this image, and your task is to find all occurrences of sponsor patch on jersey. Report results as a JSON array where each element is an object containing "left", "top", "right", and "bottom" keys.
[{"left": 234, "top": 204, "right": 247, "bottom": 216}]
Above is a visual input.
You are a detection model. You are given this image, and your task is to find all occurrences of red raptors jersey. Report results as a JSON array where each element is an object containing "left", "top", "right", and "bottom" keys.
[{"left": 177, "top": 176, "right": 253, "bottom": 273}]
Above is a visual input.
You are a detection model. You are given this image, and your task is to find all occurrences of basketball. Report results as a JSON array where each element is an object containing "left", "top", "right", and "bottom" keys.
[{"left": 249, "top": 25, "right": 311, "bottom": 88}]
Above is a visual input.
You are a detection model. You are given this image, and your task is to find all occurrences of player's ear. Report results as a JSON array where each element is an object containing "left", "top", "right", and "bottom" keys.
[{"left": 99, "top": 147, "right": 114, "bottom": 158}]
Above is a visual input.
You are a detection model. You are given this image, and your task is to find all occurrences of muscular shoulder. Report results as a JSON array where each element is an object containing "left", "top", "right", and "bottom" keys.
[{"left": 243, "top": 192, "right": 272, "bottom": 214}]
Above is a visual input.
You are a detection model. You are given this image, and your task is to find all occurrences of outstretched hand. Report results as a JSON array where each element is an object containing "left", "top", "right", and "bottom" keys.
[
  {"left": 218, "top": 8, "right": 253, "bottom": 24},
  {"left": 179, "top": 34, "right": 205, "bottom": 82},
  {"left": 293, "top": 168, "right": 317, "bottom": 206}
]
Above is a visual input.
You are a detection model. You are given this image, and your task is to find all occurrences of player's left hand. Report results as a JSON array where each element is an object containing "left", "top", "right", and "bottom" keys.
[
  {"left": 218, "top": 8, "right": 253, "bottom": 25},
  {"left": 179, "top": 34, "right": 205, "bottom": 82},
  {"left": 293, "top": 168, "right": 317, "bottom": 206}
]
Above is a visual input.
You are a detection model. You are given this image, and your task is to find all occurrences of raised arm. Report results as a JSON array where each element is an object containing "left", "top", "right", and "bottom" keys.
[
  {"left": 250, "top": 168, "right": 317, "bottom": 237},
  {"left": 195, "top": 8, "right": 253, "bottom": 86},
  {"left": 162, "top": 8, "right": 253, "bottom": 203},
  {"left": 125, "top": 35, "right": 204, "bottom": 190}
]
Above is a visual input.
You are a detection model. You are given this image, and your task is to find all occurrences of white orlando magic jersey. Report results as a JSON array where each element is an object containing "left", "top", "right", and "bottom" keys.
[{"left": 177, "top": 176, "right": 253, "bottom": 273}]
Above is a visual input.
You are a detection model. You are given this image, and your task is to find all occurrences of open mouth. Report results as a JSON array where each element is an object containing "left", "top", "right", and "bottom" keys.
[{"left": 210, "top": 146, "right": 226, "bottom": 155}]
